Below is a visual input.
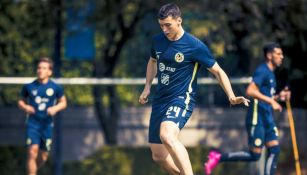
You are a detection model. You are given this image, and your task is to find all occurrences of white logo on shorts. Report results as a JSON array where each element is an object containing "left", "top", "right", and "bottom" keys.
[{"left": 255, "top": 138, "right": 262, "bottom": 146}]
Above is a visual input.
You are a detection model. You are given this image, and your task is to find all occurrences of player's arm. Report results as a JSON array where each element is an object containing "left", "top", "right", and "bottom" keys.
[
  {"left": 208, "top": 63, "right": 250, "bottom": 106},
  {"left": 18, "top": 99, "right": 35, "bottom": 114},
  {"left": 47, "top": 96, "right": 67, "bottom": 116},
  {"left": 139, "top": 57, "right": 157, "bottom": 104},
  {"left": 246, "top": 82, "right": 282, "bottom": 111}
]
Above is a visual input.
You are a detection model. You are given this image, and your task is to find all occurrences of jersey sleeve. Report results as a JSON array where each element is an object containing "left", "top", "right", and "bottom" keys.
[
  {"left": 193, "top": 42, "right": 216, "bottom": 68},
  {"left": 252, "top": 68, "right": 265, "bottom": 87},
  {"left": 55, "top": 85, "right": 65, "bottom": 98},
  {"left": 20, "top": 85, "right": 29, "bottom": 99},
  {"left": 150, "top": 40, "right": 157, "bottom": 60}
]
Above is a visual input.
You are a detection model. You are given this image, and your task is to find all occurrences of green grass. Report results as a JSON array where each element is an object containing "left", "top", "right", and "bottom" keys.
[{"left": 0, "top": 146, "right": 305, "bottom": 175}]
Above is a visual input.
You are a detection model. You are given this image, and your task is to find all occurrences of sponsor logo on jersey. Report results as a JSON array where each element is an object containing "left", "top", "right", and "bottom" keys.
[
  {"left": 166, "top": 67, "right": 176, "bottom": 72},
  {"left": 161, "top": 73, "right": 170, "bottom": 85},
  {"left": 174, "top": 52, "right": 184, "bottom": 63},
  {"left": 38, "top": 103, "right": 46, "bottom": 111},
  {"left": 35, "top": 96, "right": 42, "bottom": 104},
  {"left": 159, "top": 63, "right": 165, "bottom": 72},
  {"left": 46, "top": 88, "right": 54, "bottom": 96}
]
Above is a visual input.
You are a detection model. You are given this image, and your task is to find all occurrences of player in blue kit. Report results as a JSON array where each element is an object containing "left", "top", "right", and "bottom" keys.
[
  {"left": 204, "top": 43, "right": 291, "bottom": 175},
  {"left": 139, "top": 3, "right": 250, "bottom": 175},
  {"left": 18, "top": 57, "right": 67, "bottom": 175}
]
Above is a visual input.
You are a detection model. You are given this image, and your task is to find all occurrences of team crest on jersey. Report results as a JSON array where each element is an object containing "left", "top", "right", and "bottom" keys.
[
  {"left": 174, "top": 52, "right": 184, "bottom": 63},
  {"left": 46, "top": 88, "right": 54, "bottom": 96},
  {"left": 32, "top": 90, "right": 38, "bottom": 96}
]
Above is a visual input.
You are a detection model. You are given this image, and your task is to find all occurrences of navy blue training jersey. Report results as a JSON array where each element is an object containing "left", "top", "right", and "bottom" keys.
[
  {"left": 20, "top": 79, "right": 64, "bottom": 125},
  {"left": 150, "top": 32, "right": 216, "bottom": 109},
  {"left": 252, "top": 63, "right": 276, "bottom": 110},
  {"left": 246, "top": 63, "right": 276, "bottom": 125}
]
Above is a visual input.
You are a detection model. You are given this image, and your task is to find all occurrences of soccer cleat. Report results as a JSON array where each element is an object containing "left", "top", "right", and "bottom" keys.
[{"left": 204, "top": 150, "right": 221, "bottom": 175}]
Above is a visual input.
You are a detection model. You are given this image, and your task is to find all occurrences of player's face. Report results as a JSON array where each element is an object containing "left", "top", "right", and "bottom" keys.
[
  {"left": 37, "top": 62, "right": 52, "bottom": 80},
  {"left": 158, "top": 16, "right": 182, "bottom": 40},
  {"left": 271, "top": 48, "right": 284, "bottom": 67}
]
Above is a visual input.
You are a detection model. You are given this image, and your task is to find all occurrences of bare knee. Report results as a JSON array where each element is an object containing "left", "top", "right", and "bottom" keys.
[
  {"left": 41, "top": 152, "right": 49, "bottom": 162},
  {"left": 37, "top": 151, "right": 49, "bottom": 168},
  {"left": 152, "top": 152, "right": 167, "bottom": 164},
  {"left": 160, "top": 132, "right": 177, "bottom": 149},
  {"left": 28, "top": 146, "right": 39, "bottom": 160}
]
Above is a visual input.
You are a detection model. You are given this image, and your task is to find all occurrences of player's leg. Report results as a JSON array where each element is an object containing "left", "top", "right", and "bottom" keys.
[
  {"left": 150, "top": 143, "right": 180, "bottom": 175},
  {"left": 160, "top": 120, "right": 193, "bottom": 175},
  {"left": 26, "top": 127, "right": 41, "bottom": 175},
  {"left": 37, "top": 124, "right": 53, "bottom": 168},
  {"left": 219, "top": 124, "right": 265, "bottom": 162},
  {"left": 149, "top": 105, "right": 181, "bottom": 174},
  {"left": 264, "top": 126, "right": 280, "bottom": 175},
  {"left": 204, "top": 124, "right": 264, "bottom": 175},
  {"left": 27, "top": 144, "right": 40, "bottom": 175},
  {"left": 37, "top": 150, "right": 49, "bottom": 169},
  {"left": 37, "top": 127, "right": 53, "bottom": 169}
]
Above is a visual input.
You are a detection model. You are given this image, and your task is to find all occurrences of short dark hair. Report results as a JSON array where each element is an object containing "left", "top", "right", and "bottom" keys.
[
  {"left": 263, "top": 42, "right": 281, "bottom": 57},
  {"left": 158, "top": 3, "right": 181, "bottom": 20},
  {"left": 38, "top": 57, "right": 54, "bottom": 70}
]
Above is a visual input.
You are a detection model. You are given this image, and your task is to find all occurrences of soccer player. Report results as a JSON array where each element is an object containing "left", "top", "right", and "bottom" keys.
[
  {"left": 204, "top": 43, "right": 291, "bottom": 175},
  {"left": 138, "top": 3, "right": 250, "bottom": 175},
  {"left": 18, "top": 57, "right": 67, "bottom": 175}
]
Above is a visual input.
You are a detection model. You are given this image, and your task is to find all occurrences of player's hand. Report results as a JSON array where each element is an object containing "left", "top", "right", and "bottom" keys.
[
  {"left": 229, "top": 96, "right": 250, "bottom": 106},
  {"left": 278, "top": 87, "right": 291, "bottom": 101},
  {"left": 25, "top": 105, "right": 35, "bottom": 114},
  {"left": 270, "top": 99, "right": 282, "bottom": 112},
  {"left": 139, "top": 88, "right": 150, "bottom": 105},
  {"left": 47, "top": 106, "right": 58, "bottom": 116}
]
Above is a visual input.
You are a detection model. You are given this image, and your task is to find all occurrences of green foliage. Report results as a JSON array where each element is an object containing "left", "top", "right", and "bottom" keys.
[
  {"left": 0, "top": 146, "right": 25, "bottom": 175},
  {"left": 1, "top": 0, "right": 307, "bottom": 106}
]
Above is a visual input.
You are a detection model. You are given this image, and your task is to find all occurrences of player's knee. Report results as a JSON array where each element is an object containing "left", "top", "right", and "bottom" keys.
[
  {"left": 40, "top": 153, "right": 49, "bottom": 162},
  {"left": 28, "top": 147, "right": 39, "bottom": 159},
  {"left": 160, "top": 133, "right": 176, "bottom": 148},
  {"left": 152, "top": 152, "right": 166, "bottom": 164}
]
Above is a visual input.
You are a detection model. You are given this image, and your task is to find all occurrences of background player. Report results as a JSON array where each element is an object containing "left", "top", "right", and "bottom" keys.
[
  {"left": 139, "top": 3, "right": 249, "bottom": 175},
  {"left": 204, "top": 42, "right": 291, "bottom": 175},
  {"left": 18, "top": 57, "right": 67, "bottom": 175}
]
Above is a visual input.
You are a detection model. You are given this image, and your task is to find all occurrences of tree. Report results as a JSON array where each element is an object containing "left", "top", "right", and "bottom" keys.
[{"left": 92, "top": 0, "right": 155, "bottom": 144}]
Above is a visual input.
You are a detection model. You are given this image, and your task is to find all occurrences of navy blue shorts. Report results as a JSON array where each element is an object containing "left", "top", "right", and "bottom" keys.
[
  {"left": 26, "top": 123, "right": 53, "bottom": 152},
  {"left": 148, "top": 100, "right": 193, "bottom": 144},
  {"left": 246, "top": 100, "right": 278, "bottom": 148},
  {"left": 246, "top": 123, "right": 278, "bottom": 148}
]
